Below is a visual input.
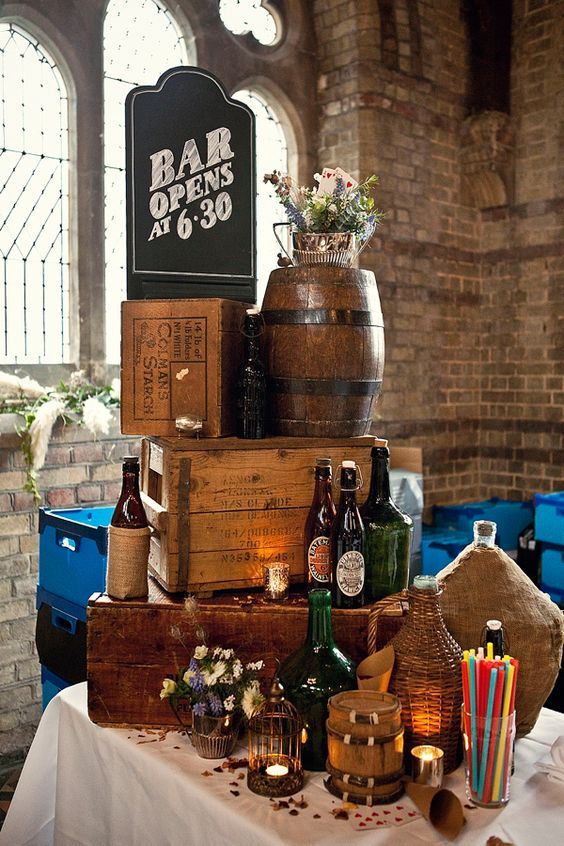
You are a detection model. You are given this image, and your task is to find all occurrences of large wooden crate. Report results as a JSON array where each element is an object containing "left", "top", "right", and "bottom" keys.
[
  {"left": 120, "top": 298, "right": 247, "bottom": 437},
  {"left": 87, "top": 579, "right": 404, "bottom": 728},
  {"left": 140, "top": 434, "right": 384, "bottom": 593}
]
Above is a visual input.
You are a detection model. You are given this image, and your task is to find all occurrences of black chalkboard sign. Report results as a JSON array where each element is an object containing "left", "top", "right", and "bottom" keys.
[{"left": 125, "top": 66, "right": 256, "bottom": 302}]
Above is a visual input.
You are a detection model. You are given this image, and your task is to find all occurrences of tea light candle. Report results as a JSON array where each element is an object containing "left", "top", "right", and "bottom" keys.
[
  {"left": 411, "top": 745, "right": 444, "bottom": 788},
  {"left": 265, "top": 763, "right": 289, "bottom": 777},
  {"left": 264, "top": 562, "right": 290, "bottom": 601}
]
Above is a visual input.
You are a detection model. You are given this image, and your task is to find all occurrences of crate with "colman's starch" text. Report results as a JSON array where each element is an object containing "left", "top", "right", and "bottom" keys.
[
  {"left": 140, "top": 434, "right": 389, "bottom": 594},
  {"left": 120, "top": 298, "right": 247, "bottom": 438}
]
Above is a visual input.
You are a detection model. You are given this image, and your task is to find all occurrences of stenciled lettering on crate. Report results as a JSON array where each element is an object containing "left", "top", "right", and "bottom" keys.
[{"left": 139, "top": 435, "right": 386, "bottom": 594}]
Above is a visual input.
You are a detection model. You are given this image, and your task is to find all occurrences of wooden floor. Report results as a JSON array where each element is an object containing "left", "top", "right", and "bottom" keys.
[{"left": 0, "top": 765, "right": 22, "bottom": 830}]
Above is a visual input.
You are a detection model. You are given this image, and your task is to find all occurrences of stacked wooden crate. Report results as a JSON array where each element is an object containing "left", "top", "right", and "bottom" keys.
[{"left": 87, "top": 298, "right": 415, "bottom": 727}]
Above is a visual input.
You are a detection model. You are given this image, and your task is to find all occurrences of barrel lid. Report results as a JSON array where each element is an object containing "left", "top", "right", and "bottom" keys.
[{"left": 329, "top": 690, "right": 400, "bottom": 716}]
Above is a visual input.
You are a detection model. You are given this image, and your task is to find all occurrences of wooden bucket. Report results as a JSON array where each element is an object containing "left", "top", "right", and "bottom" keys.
[
  {"left": 261, "top": 267, "right": 385, "bottom": 437},
  {"left": 326, "top": 691, "right": 404, "bottom": 801}
]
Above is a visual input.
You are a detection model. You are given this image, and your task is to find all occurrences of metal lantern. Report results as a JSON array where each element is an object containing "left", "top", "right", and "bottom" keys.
[{"left": 247, "top": 676, "right": 304, "bottom": 797}]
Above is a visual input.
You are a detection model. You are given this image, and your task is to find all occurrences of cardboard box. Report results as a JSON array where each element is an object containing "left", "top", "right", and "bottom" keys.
[
  {"left": 141, "top": 434, "right": 386, "bottom": 593},
  {"left": 87, "top": 578, "right": 404, "bottom": 728},
  {"left": 120, "top": 298, "right": 247, "bottom": 437}
]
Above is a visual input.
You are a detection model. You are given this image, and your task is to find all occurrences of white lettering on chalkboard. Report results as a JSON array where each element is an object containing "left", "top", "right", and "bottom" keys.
[{"left": 147, "top": 127, "right": 236, "bottom": 242}]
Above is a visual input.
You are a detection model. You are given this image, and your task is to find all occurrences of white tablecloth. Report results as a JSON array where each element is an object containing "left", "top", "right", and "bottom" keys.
[{"left": 1, "top": 683, "right": 563, "bottom": 846}]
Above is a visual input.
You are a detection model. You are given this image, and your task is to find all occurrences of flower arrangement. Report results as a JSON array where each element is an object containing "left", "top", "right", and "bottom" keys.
[
  {"left": 263, "top": 166, "right": 385, "bottom": 239},
  {"left": 0, "top": 369, "right": 120, "bottom": 501},
  {"left": 160, "top": 645, "right": 265, "bottom": 720}
]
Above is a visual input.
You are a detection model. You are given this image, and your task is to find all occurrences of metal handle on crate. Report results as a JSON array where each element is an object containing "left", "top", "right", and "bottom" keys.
[{"left": 273, "top": 222, "right": 293, "bottom": 265}]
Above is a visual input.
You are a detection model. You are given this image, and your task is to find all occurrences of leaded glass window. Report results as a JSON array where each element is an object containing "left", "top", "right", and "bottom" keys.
[
  {"left": 103, "top": 0, "right": 190, "bottom": 363},
  {"left": 219, "top": 1, "right": 279, "bottom": 46},
  {"left": 0, "top": 23, "right": 70, "bottom": 364},
  {"left": 233, "top": 88, "right": 289, "bottom": 304}
]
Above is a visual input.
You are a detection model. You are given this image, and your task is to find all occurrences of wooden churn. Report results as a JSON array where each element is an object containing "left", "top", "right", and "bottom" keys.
[
  {"left": 261, "top": 267, "right": 385, "bottom": 437},
  {"left": 324, "top": 690, "right": 404, "bottom": 805}
]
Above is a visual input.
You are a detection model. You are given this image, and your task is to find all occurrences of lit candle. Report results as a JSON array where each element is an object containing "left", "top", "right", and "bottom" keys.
[
  {"left": 264, "top": 562, "right": 290, "bottom": 602},
  {"left": 411, "top": 745, "right": 444, "bottom": 788},
  {"left": 265, "top": 763, "right": 289, "bottom": 777}
]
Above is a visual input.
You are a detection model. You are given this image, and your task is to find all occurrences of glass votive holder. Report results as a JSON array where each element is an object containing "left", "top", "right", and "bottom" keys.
[
  {"left": 411, "top": 745, "right": 444, "bottom": 788},
  {"left": 264, "top": 562, "right": 290, "bottom": 602}
]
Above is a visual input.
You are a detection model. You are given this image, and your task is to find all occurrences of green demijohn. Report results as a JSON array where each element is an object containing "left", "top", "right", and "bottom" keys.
[
  {"left": 360, "top": 445, "right": 413, "bottom": 603},
  {"left": 278, "top": 589, "right": 356, "bottom": 771}
]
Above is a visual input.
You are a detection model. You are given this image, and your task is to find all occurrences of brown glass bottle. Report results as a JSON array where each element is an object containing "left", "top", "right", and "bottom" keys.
[
  {"left": 106, "top": 456, "right": 150, "bottom": 600},
  {"left": 304, "top": 458, "right": 337, "bottom": 589},
  {"left": 330, "top": 461, "right": 365, "bottom": 609},
  {"left": 111, "top": 456, "right": 148, "bottom": 528}
]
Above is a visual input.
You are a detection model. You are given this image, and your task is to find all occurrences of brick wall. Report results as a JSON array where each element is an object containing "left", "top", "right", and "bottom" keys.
[
  {"left": 0, "top": 416, "right": 138, "bottom": 763},
  {"left": 314, "top": 0, "right": 564, "bottom": 514}
]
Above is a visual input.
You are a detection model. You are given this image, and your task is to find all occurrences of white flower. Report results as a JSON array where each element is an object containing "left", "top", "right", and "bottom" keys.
[
  {"left": 0, "top": 371, "right": 46, "bottom": 399},
  {"left": 29, "top": 398, "right": 66, "bottom": 470},
  {"left": 245, "top": 660, "right": 264, "bottom": 672},
  {"left": 182, "top": 669, "right": 196, "bottom": 685},
  {"left": 82, "top": 396, "right": 112, "bottom": 437},
  {"left": 223, "top": 694, "right": 236, "bottom": 712},
  {"left": 110, "top": 378, "right": 121, "bottom": 401},
  {"left": 160, "top": 678, "right": 176, "bottom": 699},
  {"left": 213, "top": 647, "right": 222, "bottom": 658},
  {"left": 194, "top": 645, "right": 208, "bottom": 660},
  {"left": 233, "top": 660, "right": 243, "bottom": 680},
  {"left": 202, "top": 661, "right": 227, "bottom": 687},
  {"left": 68, "top": 370, "right": 89, "bottom": 391},
  {"left": 221, "top": 648, "right": 234, "bottom": 660},
  {"left": 242, "top": 681, "right": 264, "bottom": 719}
]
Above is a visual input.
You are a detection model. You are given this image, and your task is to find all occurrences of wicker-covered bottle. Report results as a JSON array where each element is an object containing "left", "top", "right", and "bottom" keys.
[{"left": 388, "top": 575, "right": 463, "bottom": 774}]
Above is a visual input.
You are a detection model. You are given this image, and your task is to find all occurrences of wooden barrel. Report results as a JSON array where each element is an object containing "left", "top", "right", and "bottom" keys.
[
  {"left": 261, "top": 267, "right": 385, "bottom": 437},
  {"left": 326, "top": 691, "right": 404, "bottom": 803}
]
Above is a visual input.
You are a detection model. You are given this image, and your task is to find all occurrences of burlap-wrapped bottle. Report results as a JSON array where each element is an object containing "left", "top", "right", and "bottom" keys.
[{"left": 437, "top": 520, "right": 564, "bottom": 737}]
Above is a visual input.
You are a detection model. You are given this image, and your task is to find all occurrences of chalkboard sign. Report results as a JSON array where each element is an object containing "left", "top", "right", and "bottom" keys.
[{"left": 125, "top": 66, "right": 256, "bottom": 302}]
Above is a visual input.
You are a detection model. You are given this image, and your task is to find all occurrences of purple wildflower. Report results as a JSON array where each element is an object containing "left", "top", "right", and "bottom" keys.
[
  {"left": 284, "top": 201, "right": 306, "bottom": 229},
  {"left": 334, "top": 176, "right": 346, "bottom": 198},
  {"left": 207, "top": 693, "right": 223, "bottom": 716},
  {"left": 192, "top": 701, "right": 206, "bottom": 716}
]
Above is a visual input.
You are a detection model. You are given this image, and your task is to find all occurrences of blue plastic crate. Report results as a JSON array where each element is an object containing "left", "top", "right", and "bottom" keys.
[
  {"left": 540, "top": 543, "right": 564, "bottom": 606},
  {"left": 41, "top": 666, "right": 72, "bottom": 711},
  {"left": 35, "top": 586, "right": 87, "bottom": 686},
  {"left": 432, "top": 497, "right": 533, "bottom": 550},
  {"left": 535, "top": 492, "right": 564, "bottom": 546},
  {"left": 420, "top": 526, "right": 468, "bottom": 576},
  {"left": 38, "top": 506, "right": 113, "bottom": 608}
]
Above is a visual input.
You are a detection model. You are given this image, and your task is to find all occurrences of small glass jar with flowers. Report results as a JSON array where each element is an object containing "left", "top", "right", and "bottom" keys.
[
  {"left": 264, "top": 166, "right": 384, "bottom": 267},
  {"left": 160, "top": 645, "right": 265, "bottom": 759}
]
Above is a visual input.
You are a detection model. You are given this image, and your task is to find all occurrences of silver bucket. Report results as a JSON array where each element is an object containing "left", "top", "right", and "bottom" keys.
[{"left": 273, "top": 223, "right": 369, "bottom": 268}]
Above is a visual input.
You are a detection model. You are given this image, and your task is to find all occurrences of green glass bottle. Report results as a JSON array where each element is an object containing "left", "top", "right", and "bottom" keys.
[
  {"left": 360, "top": 445, "right": 413, "bottom": 603},
  {"left": 278, "top": 589, "right": 356, "bottom": 771}
]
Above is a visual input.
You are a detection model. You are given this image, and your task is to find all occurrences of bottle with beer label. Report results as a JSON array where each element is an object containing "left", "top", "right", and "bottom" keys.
[
  {"left": 106, "top": 456, "right": 150, "bottom": 600},
  {"left": 331, "top": 461, "right": 365, "bottom": 609},
  {"left": 304, "top": 458, "right": 337, "bottom": 589}
]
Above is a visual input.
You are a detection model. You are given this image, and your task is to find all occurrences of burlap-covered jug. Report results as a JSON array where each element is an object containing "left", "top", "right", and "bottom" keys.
[{"left": 437, "top": 520, "right": 564, "bottom": 737}]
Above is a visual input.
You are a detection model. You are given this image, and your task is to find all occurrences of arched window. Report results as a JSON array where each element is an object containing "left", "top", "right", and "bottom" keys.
[
  {"left": 0, "top": 23, "right": 70, "bottom": 364},
  {"left": 219, "top": 0, "right": 280, "bottom": 46},
  {"left": 232, "top": 88, "right": 290, "bottom": 304},
  {"left": 103, "top": 0, "right": 191, "bottom": 363}
]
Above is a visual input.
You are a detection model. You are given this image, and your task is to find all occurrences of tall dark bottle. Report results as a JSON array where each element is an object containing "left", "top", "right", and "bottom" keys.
[
  {"left": 106, "top": 456, "right": 150, "bottom": 600},
  {"left": 360, "top": 445, "right": 412, "bottom": 603},
  {"left": 304, "top": 458, "right": 336, "bottom": 589},
  {"left": 236, "top": 309, "right": 266, "bottom": 439},
  {"left": 331, "top": 461, "right": 365, "bottom": 608},
  {"left": 278, "top": 589, "right": 356, "bottom": 770}
]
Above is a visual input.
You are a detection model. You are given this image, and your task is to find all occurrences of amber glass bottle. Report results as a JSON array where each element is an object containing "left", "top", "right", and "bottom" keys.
[
  {"left": 331, "top": 461, "right": 365, "bottom": 608},
  {"left": 304, "top": 458, "right": 336, "bottom": 589},
  {"left": 106, "top": 456, "right": 150, "bottom": 600}
]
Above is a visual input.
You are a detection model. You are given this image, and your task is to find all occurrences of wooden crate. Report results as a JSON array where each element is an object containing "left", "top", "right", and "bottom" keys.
[
  {"left": 140, "top": 434, "right": 385, "bottom": 593},
  {"left": 120, "top": 298, "right": 247, "bottom": 437},
  {"left": 87, "top": 578, "right": 404, "bottom": 728}
]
